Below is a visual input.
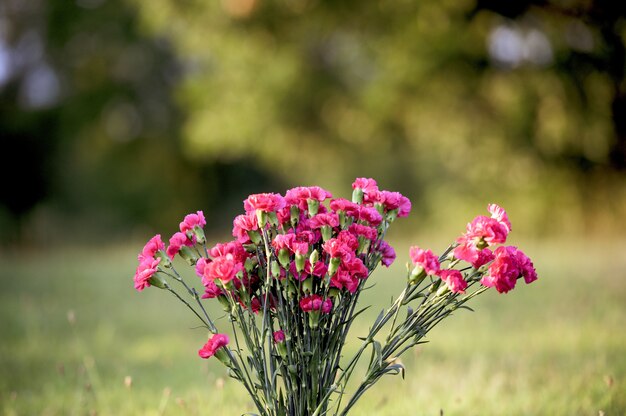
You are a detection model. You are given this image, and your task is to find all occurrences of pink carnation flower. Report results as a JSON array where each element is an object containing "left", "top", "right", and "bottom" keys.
[
  {"left": 472, "top": 247, "right": 495, "bottom": 269},
  {"left": 166, "top": 231, "right": 194, "bottom": 259},
  {"left": 201, "top": 280, "right": 223, "bottom": 299},
  {"left": 378, "top": 191, "right": 411, "bottom": 217},
  {"left": 285, "top": 186, "right": 333, "bottom": 208},
  {"left": 466, "top": 215, "right": 508, "bottom": 245},
  {"left": 337, "top": 230, "right": 359, "bottom": 251},
  {"left": 232, "top": 212, "right": 258, "bottom": 243},
  {"left": 481, "top": 246, "right": 521, "bottom": 293},
  {"left": 329, "top": 198, "right": 360, "bottom": 217},
  {"left": 134, "top": 257, "right": 161, "bottom": 291},
  {"left": 409, "top": 246, "right": 440, "bottom": 276},
  {"left": 352, "top": 177, "right": 380, "bottom": 202},
  {"left": 341, "top": 257, "right": 369, "bottom": 279},
  {"left": 299, "top": 295, "right": 333, "bottom": 313},
  {"left": 439, "top": 269, "right": 467, "bottom": 294},
  {"left": 331, "top": 270, "right": 360, "bottom": 293},
  {"left": 205, "top": 254, "right": 243, "bottom": 283},
  {"left": 209, "top": 241, "right": 247, "bottom": 264},
  {"left": 516, "top": 249, "right": 537, "bottom": 284},
  {"left": 139, "top": 234, "right": 165, "bottom": 261},
  {"left": 378, "top": 241, "right": 396, "bottom": 267},
  {"left": 273, "top": 330, "right": 285, "bottom": 343},
  {"left": 198, "top": 333, "right": 229, "bottom": 359},
  {"left": 322, "top": 238, "right": 352, "bottom": 259},
  {"left": 357, "top": 206, "right": 383, "bottom": 226},
  {"left": 309, "top": 212, "right": 340, "bottom": 229},
  {"left": 488, "top": 203, "right": 512, "bottom": 233},
  {"left": 348, "top": 223, "right": 378, "bottom": 241},
  {"left": 290, "top": 260, "right": 328, "bottom": 281},
  {"left": 179, "top": 211, "right": 206, "bottom": 234},
  {"left": 244, "top": 193, "right": 286, "bottom": 213}
]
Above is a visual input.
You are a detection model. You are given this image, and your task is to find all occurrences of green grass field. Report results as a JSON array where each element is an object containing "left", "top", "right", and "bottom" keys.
[{"left": 1, "top": 238, "right": 625, "bottom": 415}]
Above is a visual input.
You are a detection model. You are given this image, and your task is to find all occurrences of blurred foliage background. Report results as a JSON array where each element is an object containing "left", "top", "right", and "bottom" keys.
[{"left": 2, "top": 0, "right": 626, "bottom": 244}]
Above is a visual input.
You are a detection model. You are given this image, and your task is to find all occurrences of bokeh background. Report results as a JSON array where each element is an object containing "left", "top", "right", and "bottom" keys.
[{"left": 1, "top": 0, "right": 625, "bottom": 414}]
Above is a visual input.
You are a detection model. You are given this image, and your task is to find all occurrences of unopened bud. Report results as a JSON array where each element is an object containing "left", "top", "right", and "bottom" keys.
[
  {"left": 321, "top": 225, "right": 333, "bottom": 242},
  {"left": 192, "top": 226, "right": 206, "bottom": 244},
  {"left": 179, "top": 246, "right": 198, "bottom": 266},
  {"left": 295, "top": 253, "right": 305, "bottom": 272},
  {"left": 307, "top": 199, "right": 320, "bottom": 217},
  {"left": 278, "top": 248, "right": 290, "bottom": 268},
  {"left": 302, "top": 277, "right": 313, "bottom": 293},
  {"left": 308, "top": 311, "right": 320, "bottom": 328},
  {"left": 290, "top": 205, "right": 300, "bottom": 227},
  {"left": 436, "top": 284, "right": 449, "bottom": 296},
  {"left": 271, "top": 260, "right": 281, "bottom": 278},
  {"left": 148, "top": 272, "right": 168, "bottom": 289},
  {"left": 309, "top": 249, "right": 319, "bottom": 266},
  {"left": 247, "top": 230, "right": 262, "bottom": 245},
  {"left": 256, "top": 210, "right": 268, "bottom": 228},
  {"left": 408, "top": 266, "right": 426, "bottom": 285},
  {"left": 328, "top": 257, "right": 341, "bottom": 276}
]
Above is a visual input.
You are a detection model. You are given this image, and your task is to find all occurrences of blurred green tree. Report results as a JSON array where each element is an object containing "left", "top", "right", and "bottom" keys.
[{"left": 128, "top": 0, "right": 626, "bottom": 234}]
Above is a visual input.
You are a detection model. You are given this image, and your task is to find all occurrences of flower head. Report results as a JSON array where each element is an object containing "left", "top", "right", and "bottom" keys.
[
  {"left": 166, "top": 231, "right": 194, "bottom": 259},
  {"left": 198, "top": 334, "right": 229, "bottom": 359},
  {"left": 179, "top": 211, "right": 206, "bottom": 234},
  {"left": 134, "top": 257, "right": 161, "bottom": 291},
  {"left": 244, "top": 193, "right": 286, "bottom": 213},
  {"left": 480, "top": 246, "right": 526, "bottom": 293},
  {"left": 439, "top": 269, "right": 467, "bottom": 293},
  {"left": 139, "top": 234, "right": 165, "bottom": 261},
  {"left": 273, "top": 330, "right": 286, "bottom": 343},
  {"left": 409, "top": 246, "right": 440, "bottom": 276},
  {"left": 205, "top": 254, "right": 243, "bottom": 284}
]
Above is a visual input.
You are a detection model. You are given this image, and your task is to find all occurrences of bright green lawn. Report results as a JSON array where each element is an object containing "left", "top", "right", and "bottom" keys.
[{"left": 1, "top": 238, "right": 625, "bottom": 415}]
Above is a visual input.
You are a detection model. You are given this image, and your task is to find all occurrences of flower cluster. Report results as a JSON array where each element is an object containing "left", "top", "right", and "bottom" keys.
[
  {"left": 405, "top": 203, "right": 536, "bottom": 294},
  {"left": 133, "top": 178, "right": 537, "bottom": 416}
]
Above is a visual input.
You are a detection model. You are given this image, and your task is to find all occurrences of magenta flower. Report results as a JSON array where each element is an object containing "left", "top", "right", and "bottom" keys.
[
  {"left": 357, "top": 206, "right": 383, "bottom": 226},
  {"left": 299, "top": 295, "right": 333, "bottom": 313},
  {"left": 209, "top": 241, "right": 247, "bottom": 264},
  {"left": 309, "top": 212, "right": 340, "bottom": 229},
  {"left": 342, "top": 257, "right": 369, "bottom": 279},
  {"left": 348, "top": 223, "right": 378, "bottom": 241},
  {"left": 139, "top": 234, "right": 165, "bottom": 261},
  {"left": 329, "top": 198, "right": 360, "bottom": 217},
  {"left": 352, "top": 177, "right": 380, "bottom": 202},
  {"left": 472, "top": 247, "right": 495, "bottom": 269},
  {"left": 516, "top": 249, "right": 537, "bottom": 284},
  {"left": 244, "top": 193, "right": 286, "bottom": 213},
  {"left": 232, "top": 212, "right": 258, "bottom": 243},
  {"left": 409, "top": 246, "right": 440, "bottom": 276},
  {"left": 378, "top": 241, "right": 396, "bottom": 267},
  {"left": 166, "top": 231, "right": 194, "bottom": 259},
  {"left": 331, "top": 270, "right": 360, "bottom": 293},
  {"left": 488, "top": 203, "right": 512, "bottom": 233},
  {"left": 273, "top": 330, "right": 286, "bottom": 343},
  {"left": 322, "top": 238, "right": 351, "bottom": 259},
  {"left": 201, "top": 280, "right": 223, "bottom": 299},
  {"left": 285, "top": 186, "right": 333, "bottom": 208},
  {"left": 198, "top": 333, "right": 230, "bottom": 359},
  {"left": 134, "top": 257, "right": 161, "bottom": 291},
  {"left": 290, "top": 260, "right": 328, "bottom": 281},
  {"left": 466, "top": 216, "right": 508, "bottom": 245},
  {"left": 378, "top": 191, "right": 412, "bottom": 217},
  {"left": 179, "top": 211, "right": 206, "bottom": 234},
  {"left": 481, "top": 246, "right": 521, "bottom": 293},
  {"left": 205, "top": 254, "right": 243, "bottom": 284},
  {"left": 439, "top": 269, "right": 467, "bottom": 294}
]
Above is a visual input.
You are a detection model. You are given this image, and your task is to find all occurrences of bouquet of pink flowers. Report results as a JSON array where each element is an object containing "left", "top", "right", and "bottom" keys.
[{"left": 133, "top": 178, "right": 537, "bottom": 416}]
